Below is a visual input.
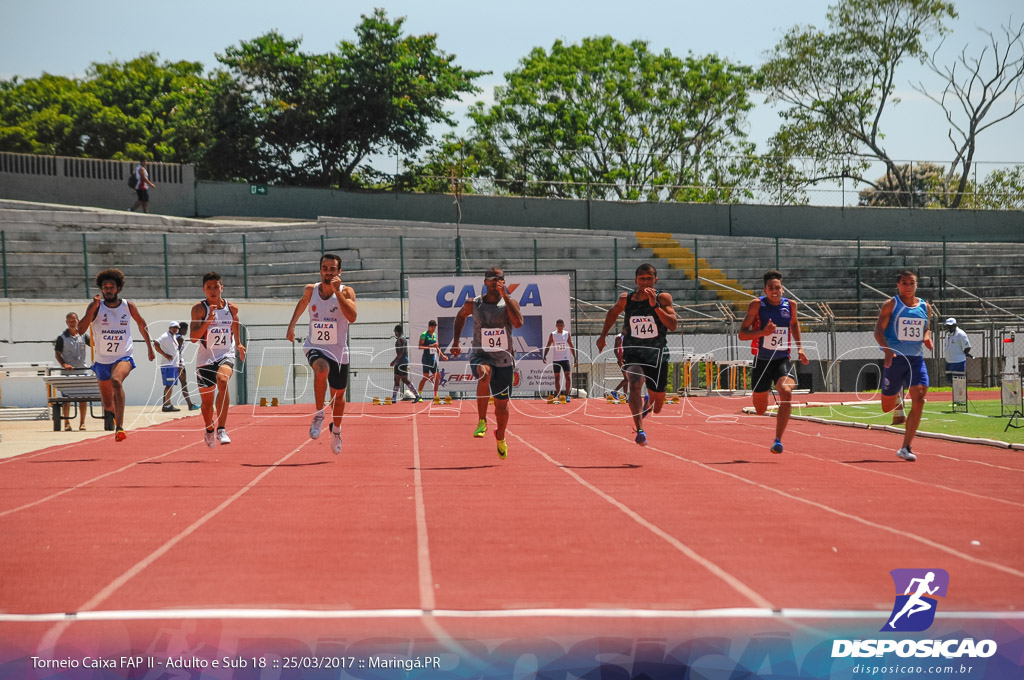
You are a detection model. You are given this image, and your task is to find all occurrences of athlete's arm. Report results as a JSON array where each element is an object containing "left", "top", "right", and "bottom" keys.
[
  {"left": 449, "top": 300, "right": 474, "bottom": 357},
  {"left": 285, "top": 284, "right": 315, "bottom": 343},
  {"left": 190, "top": 301, "right": 211, "bottom": 342},
  {"left": 738, "top": 299, "right": 767, "bottom": 341},
  {"left": 922, "top": 302, "right": 933, "bottom": 351},
  {"left": 543, "top": 333, "right": 554, "bottom": 362},
  {"left": 873, "top": 298, "right": 897, "bottom": 367},
  {"left": 655, "top": 291, "right": 677, "bottom": 332},
  {"left": 337, "top": 281, "right": 357, "bottom": 323},
  {"left": 567, "top": 332, "right": 577, "bottom": 365},
  {"left": 229, "top": 302, "right": 246, "bottom": 362},
  {"left": 78, "top": 296, "right": 101, "bottom": 334},
  {"left": 498, "top": 280, "right": 524, "bottom": 328},
  {"left": 596, "top": 293, "right": 628, "bottom": 352},
  {"left": 128, "top": 301, "right": 156, "bottom": 362},
  {"left": 790, "top": 300, "right": 809, "bottom": 365}
]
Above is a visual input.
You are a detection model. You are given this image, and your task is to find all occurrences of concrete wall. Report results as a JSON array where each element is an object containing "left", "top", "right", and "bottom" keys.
[
  {"left": 0, "top": 298, "right": 401, "bottom": 409},
  {"left": 195, "top": 180, "right": 1024, "bottom": 242},
  {"left": 0, "top": 152, "right": 195, "bottom": 217}
]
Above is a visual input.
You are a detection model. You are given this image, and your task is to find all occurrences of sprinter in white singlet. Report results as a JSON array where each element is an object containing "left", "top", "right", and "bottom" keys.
[
  {"left": 286, "top": 254, "right": 358, "bottom": 456},
  {"left": 543, "top": 319, "right": 577, "bottom": 402},
  {"left": 190, "top": 272, "right": 245, "bottom": 448},
  {"left": 78, "top": 268, "right": 156, "bottom": 442}
]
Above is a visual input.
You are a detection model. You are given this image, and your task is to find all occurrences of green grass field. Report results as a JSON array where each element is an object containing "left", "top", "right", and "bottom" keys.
[{"left": 795, "top": 398, "right": 1024, "bottom": 445}]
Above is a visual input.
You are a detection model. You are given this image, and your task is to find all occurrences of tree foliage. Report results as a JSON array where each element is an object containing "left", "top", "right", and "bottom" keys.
[{"left": 423, "top": 37, "right": 758, "bottom": 201}]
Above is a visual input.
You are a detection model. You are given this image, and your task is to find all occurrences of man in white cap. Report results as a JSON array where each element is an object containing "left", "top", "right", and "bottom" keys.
[
  {"left": 943, "top": 318, "right": 972, "bottom": 384},
  {"left": 154, "top": 321, "right": 182, "bottom": 412}
]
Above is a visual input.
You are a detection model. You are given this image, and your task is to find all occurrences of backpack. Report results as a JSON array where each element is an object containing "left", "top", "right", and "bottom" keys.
[{"left": 128, "top": 170, "right": 138, "bottom": 189}]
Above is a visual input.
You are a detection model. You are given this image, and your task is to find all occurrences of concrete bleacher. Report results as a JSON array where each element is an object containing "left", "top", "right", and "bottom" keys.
[{"left": 1, "top": 202, "right": 1021, "bottom": 326}]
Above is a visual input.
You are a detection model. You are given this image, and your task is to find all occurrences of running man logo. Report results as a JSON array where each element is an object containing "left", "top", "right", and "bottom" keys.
[{"left": 882, "top": 568, "right": 949, "bottom": 632}]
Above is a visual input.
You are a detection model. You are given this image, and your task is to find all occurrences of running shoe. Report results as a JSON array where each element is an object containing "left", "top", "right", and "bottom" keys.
[
  {"left": 204, "top": 429, "right": 216, "bottom": 448},
  {"left": 770, "top": 439, "right": 784, "bottom": 454},
  {"left": 114, "top": 428, "right": 127, "bottom": 442},
  {"left": 413, "top": 395, "right": 422, "bottom": 403},
  {"left": 610, "top": 390, "right": 619, "bottom": 400},
  {"left": 331, "top": 425, "right": 342, "bottom": 455},
  {"left": 309, "top": 409, "right": 325, "bottom": 439},
  {"left": 635, "top": 429, "right": 647, "bottom": 446},
  {"left": 641, "top": 394, "right": 651, "bottom": 419},
  {"left": 473, "top": 419, "right": 487, "bottom": 438},
  {"left": 896, "top": 447, "right": 917, "bottom": 462},
  {"left": 188, "top": 404, "right": 200, "bottom": 411},
  {"left": 217, "top": 428, "right": 231, "bottom": 445},
  {"left": 565, "top": 395, "right": 571, "bottom": 403},
  {"left": 497, "top": 439, "right": 508, "bottom": 460}
]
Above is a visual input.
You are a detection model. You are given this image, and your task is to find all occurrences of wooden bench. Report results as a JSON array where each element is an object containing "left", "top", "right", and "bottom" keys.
[{"left": 42, "top": 373, "right": 114, "bottom": 432}]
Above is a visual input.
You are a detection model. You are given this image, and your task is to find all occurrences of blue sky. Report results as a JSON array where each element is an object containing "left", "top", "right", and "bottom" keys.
[{"left": 2, "top": 0, "right": 1021, "bottom": 182}]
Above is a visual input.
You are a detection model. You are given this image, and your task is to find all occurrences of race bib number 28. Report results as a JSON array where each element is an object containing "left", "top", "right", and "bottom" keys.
[{"left": 311, "top": 321, "right": 336, "bottom": 345}]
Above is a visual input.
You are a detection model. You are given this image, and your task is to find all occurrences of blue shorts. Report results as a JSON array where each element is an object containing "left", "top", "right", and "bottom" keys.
[
  {"left": 945, "top": 361, "right": 966, "bottom": 375},
  {"left": 161, "top": 365, "right": 179, "bottom": 386},
  {"left": 882, "top": 355, "right": 929, "bottom": 396},
  {"left": 92, "top": 357, "right": 136, "bottom": 382}
]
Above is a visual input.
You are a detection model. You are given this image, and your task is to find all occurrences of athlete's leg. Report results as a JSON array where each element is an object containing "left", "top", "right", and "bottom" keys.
[
  {"left": 902, "top": 384, "right": 928, "bottom": 450},
  {"left": 215, "top": 363, "right": 234, "bottom": 429},
  {"left": 774, "top": 375, "right": 797, "bottom": 441}
]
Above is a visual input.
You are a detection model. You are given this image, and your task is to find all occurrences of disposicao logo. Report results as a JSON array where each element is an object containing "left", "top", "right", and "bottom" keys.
[
  {"left": 883, "top": 568, "right": 949, "bottom": 632},
  {"left": 831, "top": 568, "right": 998, "bottom": 659}
]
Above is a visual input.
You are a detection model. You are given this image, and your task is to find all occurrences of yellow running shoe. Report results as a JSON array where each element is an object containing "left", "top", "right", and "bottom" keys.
[
  {"left": 497, "top": 439, "right": 508, "bottom": 459},
  {"left": 473, "top": 419, "right": 487, "bottom": 438}
]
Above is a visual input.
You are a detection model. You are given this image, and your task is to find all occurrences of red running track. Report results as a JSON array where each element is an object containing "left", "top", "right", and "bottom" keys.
[{"left": 1, "top": 397, "right": 1022, "bottom": 660}]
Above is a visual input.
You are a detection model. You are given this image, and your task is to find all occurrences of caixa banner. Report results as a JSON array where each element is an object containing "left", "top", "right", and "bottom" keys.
[{"left": 407, "top": 275, "right": 571, "bottom": 392}]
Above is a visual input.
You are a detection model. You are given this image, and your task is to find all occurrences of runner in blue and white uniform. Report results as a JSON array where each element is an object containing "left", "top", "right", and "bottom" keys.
[
  {"left": 596, "top": 263, "right": 678, "bottom": 447},
  {"left": 873, "top": 269, "right": 932, "bottom": 462},
  {"left": 78, "top": 268, "right": 156, "bottom": 442},
  {"left": 739, "top": 269, "right": 809, "bottom": 454},
  {"left": 190, "top": 272, "right": 245, "bottom": 448},
  {"left": 286, "top": 254, "right": 357, "bottom": 455}
]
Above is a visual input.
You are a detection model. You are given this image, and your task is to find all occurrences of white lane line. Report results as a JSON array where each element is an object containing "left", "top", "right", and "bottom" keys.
[
  {"left": 37, "top": 439, "right": 311, "bottom": 654},
  {"left": 6, "top": 607, "right": 1023, "bottom": 623},
  {"left": 411, "top": 409, "right": 436, "bottom": 611},
  {"left": 507, "top": 430, "right": 775, "bottom": 610},
  {"left": 583, "top": 421, "right": 1024, "bottom": 579}
]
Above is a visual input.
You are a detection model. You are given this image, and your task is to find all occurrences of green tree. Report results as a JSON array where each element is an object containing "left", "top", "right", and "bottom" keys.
[
  {"left": 761, "top": 0, "right": 1024, "bottom": 209},
  {"left": 438, "top": 37, "right": 757, "bottom": 201},
  {"left": 213, "top": 10, "right": 485, "bottom": 187},
  {"left": 963, "top": 165, "right": 1024, "bottom": 210},
  {"left": 0, "top": 55, "right": 214, "bottom": 162},
  {"left": 857, "top": 162, "right": 952, "bottom": 206}
]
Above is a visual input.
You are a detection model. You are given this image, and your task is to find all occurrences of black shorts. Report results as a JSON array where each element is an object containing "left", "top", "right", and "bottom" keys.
[
  {"left": 135, "top": 188, "right": 149, "bottom": 202},
  {"left": 197, "top": 358, "right": 235, "bottom": 388},
  {"left": 471, "top": 360, "right": 514, "bottom": 400},
  {"left": 394, "top": 362, "right": 410, "bottom": 377},
  {"left": 752, "top": 357, "right": 795, "bottom": 393},
  {"left": 422, "top": 360, "right": 439, "bottom": 376},
  {"left": 622, "top": 348, "right": 669, "bottom": 393},
  {"left": 307, "top": 350, "right": 349, "bottom": 391},
  {"left": 552, "top": 360, "right": 571, "bottom": 374}
]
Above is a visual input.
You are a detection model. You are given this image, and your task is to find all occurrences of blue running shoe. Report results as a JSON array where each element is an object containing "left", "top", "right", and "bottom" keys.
[
  {"left": 610, "top": 390, "right": 619, "bottom": 400},
  {"left": 771, "top": 439, "right": 783, "bottom": 454},
  {"left": 641, "top": 394, "right": 651, "bottom": 419},
  {"left": 635, "top": 429, "right": 647, "bottom": 446}
]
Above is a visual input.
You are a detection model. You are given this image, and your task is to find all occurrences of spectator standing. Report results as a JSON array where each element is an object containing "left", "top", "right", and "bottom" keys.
[
  {"left": 129, "top": 159, "right": 156, "bottom": 213},
  {"left": 943, "top": 318, "right": 973, "bottom": 384},
  {"left": 154, "top": 322, "right": 182, "bottom": 412},
  {"left": 175, "top": 322, "right": 199, "bottom": 410},
  {"left": 54, "top": 312, "right": 91, "bottom": 431}
]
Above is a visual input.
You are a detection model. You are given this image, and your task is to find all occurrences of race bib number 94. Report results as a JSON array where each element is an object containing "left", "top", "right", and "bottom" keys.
[
  {"left": 482, "top": 327, "right": 508, "bottom": 352},
  {"left": 897, "top": 317, "right": 926, "bottom": 342},
  {"left": 630, "top": 316, "right": 658, "bottom": 339}
]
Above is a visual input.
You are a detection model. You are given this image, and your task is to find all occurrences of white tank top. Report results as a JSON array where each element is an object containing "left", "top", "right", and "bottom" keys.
[
  {"left": 551, "top": 330, "right": 570, "bottom": 361},
  {"left": 91, "top": 299, "right": 134, "bottom": 363},
  {"left": 196, "top": 300, "right": 236, "bottom": 367},
  {"left": 302, "top": 283, "right": 350, "bottom": 364}
]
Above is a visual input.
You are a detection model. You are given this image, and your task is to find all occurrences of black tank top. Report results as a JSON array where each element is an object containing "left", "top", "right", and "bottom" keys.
[{"left": 622, "top": 290, "right": 669, "bottom": 355}]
